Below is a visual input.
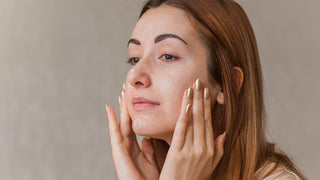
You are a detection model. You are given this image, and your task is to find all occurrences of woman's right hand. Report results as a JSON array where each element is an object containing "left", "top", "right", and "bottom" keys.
[{"left": 105, "top": 86, "right": 160, "bottom": 180}]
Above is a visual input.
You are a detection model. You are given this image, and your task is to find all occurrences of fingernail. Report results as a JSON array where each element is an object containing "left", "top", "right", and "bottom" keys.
[
  {"left": 222, "top": 131, "right": 226, "bottom": 143},
  {"left": 204, "top": 88, "right": 209, "bottom": 99},
  {"left": 121, "top": 90, "right": 124, "bottom": 98},
  {"left": 122, "top": 83, "right": 126, "bottom": 92},
  {"left": 187, "top": 87, "right": 192, "bottom": 98},
  {"left": 185, "top": 104, "right": 191, "bottom": 114},
  {"left": 196, "top": 78, "right": 201, "bottom": 90},
  {"left": 105, "top": 104, "right": 108, "bottom": 112},
  {"left": 118, "top": 96, "right": 121, "bottom": 104}
]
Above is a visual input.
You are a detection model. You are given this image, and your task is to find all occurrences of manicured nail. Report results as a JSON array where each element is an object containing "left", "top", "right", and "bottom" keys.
[
  {"left": 187, "top": 87, "right": 192, "bottom": 98},
  {"left": 105, "top": 104, "right": 108, "bottom": 112},
  {"left": 185, "top": 104, "right": 191, "bottom": 114},
  {"left": 122, "top": 83, "right": 126, "bottom": 92},
  {"left": 118, "top": 96, "right": 121, "bottom": 104},
  {"left": 196, "top": 78, "right": 201, "bottom": 90},
  {"left": 204, "top": 88, "right": 209, "bottom": 99},
  {"left": 121, "top": 90, "right": 124, "bottom": 98},
  {"left": 222, "top": 131, "right": 226, "bottom": 143}
]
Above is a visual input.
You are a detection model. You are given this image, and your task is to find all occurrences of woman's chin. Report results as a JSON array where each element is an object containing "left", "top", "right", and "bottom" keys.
[
  {"left": 132, "top": 118, "right": 162, "bottom": 138},
  {"left": 132, "top": 118, "right": 151, "bottom": 136}
]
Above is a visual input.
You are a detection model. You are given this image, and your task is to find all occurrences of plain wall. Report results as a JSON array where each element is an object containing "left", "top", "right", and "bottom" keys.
[{"left": 0, "top": 0, "right": 319, "bottom": 179}]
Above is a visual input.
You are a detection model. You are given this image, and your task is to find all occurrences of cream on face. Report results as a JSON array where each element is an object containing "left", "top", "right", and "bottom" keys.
[{"left": 125, "top": 5, "right": 215, "bottom": 143}]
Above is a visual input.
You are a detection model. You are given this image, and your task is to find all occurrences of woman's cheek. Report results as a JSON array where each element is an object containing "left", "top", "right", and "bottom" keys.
[{"left": 161, "top": 80, "right": 186, "bottom": 118}]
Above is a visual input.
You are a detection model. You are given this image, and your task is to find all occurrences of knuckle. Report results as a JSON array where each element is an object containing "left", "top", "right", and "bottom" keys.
[
  {"left": 178, "top": 116, "right": 188, "bottom": 124},
  {"left": 193, "top": 147, "right": 206, "bottom": 157},
  {"left": 207, "top": 149, "right": 214, "bottom": 157},
  {"left": 174, "top": 151, "right": 187, "bottom": 161},
  {"left": 204, "top": 116, "right": 212, "bottom": 123},
  {"left": 193, "top": 118, "right": 204, "bottom": 125},
  {"left": 204, "top": 120, "right": 211, "bottom": 127},
  {"left": 193, "top": 113, "right": 204, "bottom": 121},
  {"left": 205, "top": 125, "right": 213, "bottom": 134},
  {"left": 182, "top": 147, "right": 192, "bottom": 155},
  {"left": 175, "top": 127, "right": 186, "bottom": 137},
  {"left": 194, "top": 94, "right": 203, "bottom": 101},
  {"left": 204, "top": 106, "right": 211, "bottom": 115}
]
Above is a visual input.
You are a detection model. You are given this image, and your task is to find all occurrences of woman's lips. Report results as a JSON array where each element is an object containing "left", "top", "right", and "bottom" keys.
[{"left": 132, "top": 97, "right": 160, "bottom": 111}]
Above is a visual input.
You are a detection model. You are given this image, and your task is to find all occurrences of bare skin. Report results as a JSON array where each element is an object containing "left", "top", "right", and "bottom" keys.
[
  {"left": 106, "top": 79, "right": 225, "bottom": 180},
  {"left": 106, "top": 5, "right": 228, "bottom": 180}
]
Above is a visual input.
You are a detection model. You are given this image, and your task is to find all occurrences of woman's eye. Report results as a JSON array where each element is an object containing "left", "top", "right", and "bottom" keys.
[
  {"left": 126, "top": 57, "right": 140, "bottom": 65},
  {"left": 126, "top": 54, "right": 179, "bottom": 65},
  {"left": 160, "top": 54, "right": 179, "bottom": 62}
]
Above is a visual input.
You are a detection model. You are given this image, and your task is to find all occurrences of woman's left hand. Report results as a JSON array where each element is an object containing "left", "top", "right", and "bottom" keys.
[{"left": 159, "top": 79, "right": 226, "bottom": 180}]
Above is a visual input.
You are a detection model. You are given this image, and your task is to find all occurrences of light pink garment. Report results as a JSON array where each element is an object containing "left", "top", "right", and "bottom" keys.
[
  {"left": 263, "top": 169, "right": 301, "bottom": 180},
  {"left": 254, "top": 162, "right": 301, "bottom": 180},
  {"left": 255, "top": 146, "right": 302, "bottom": 180}
]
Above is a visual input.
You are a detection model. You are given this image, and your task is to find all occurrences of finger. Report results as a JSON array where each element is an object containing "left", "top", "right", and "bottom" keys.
[
  {"left": 192, "top": 78, "right": 205, "bottom": 147},
  {"left": 119, "top": 88, "right": 132, "bottom": 138},
  {"left": 184, "top": 102, "right": 193, "bottom": 148},
  {"left": 212, "top": 132, "right": 226, "bottom": 168},
  {"left": 204, "top": 87, "right": 214, "bottom": 148},
  {"left": 106, "top": 105, "right": 123, "bottom": 145},
  {"left": 171, "top": 87, "right": 193, "bottom": 151},
  {"left": 119, "top": 88, "right": 141, "bottom": 152}
]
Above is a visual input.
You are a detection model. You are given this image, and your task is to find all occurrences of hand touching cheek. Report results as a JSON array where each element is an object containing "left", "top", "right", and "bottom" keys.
[
  {"left": 106, "top": 84, "right": 159, "bottom": 180},
  {"left": 159, "top": 79, "right": 226, "bottom": 180}
]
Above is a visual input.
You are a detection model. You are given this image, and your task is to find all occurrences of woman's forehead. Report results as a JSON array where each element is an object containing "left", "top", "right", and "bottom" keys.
[{"left": 131, "top": 6, "right": 195, "bottom": 42}]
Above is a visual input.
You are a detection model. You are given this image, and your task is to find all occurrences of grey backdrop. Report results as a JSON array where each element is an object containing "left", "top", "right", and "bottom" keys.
[{"left": 0, "top": 0, "right": 319, "bottom": 179}]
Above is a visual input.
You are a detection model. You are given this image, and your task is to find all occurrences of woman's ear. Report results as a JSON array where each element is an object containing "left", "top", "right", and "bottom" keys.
[
  {"left": 233, "top": 66, "right": 244, "bottom": 94},
  {"left": 216, "top": 67, "right": 243, "bottom": 105},
  {"left": 216, "top": 88, "right": 224, "bottom": 105}
]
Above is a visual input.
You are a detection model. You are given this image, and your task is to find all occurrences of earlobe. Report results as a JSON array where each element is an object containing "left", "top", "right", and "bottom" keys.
[
  {"left": 215, "top": 67, "right": 243, "bottom": 105},
  {"left": 233, "top": 66, "right": 244, "bottom": 94},
  {"left": 216, "top": 89, "right": 224, "bottom": 105}
]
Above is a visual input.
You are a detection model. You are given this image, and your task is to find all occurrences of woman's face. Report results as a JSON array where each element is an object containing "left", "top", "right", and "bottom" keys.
[{"left": 126, "top": 5, "right": 218, "bottom": 144}]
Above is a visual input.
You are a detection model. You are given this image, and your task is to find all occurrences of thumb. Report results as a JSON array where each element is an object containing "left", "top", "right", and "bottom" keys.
[
  {"left": 212, "top": 132, "right": 226, "bottom": 168},
  {"left": 141, "top": 138, "right": 156, "bottom": 164}
]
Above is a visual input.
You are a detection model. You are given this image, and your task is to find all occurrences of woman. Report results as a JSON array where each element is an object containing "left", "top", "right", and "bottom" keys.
[{"left": 106, "top": 0, "right": 306, "bottom": 179}]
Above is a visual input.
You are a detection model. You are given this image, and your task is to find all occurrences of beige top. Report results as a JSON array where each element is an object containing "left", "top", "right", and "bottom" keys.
[
  {"left": 255, "top": 146, "right": 302, "bottom": 180},
  {"left": 254, "top": 162, "right": 301, "bottom": 180},
  {"left": 260, "top": 164, "right": 301, "bottom": 180},
  {"left": 263, "top": 169, "right": 301, "bottom": 180}
]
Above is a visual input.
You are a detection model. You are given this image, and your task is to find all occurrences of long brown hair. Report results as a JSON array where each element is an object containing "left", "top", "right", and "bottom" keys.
[{"left": 138, "top": 0, "right": 306, "bottom": 179}]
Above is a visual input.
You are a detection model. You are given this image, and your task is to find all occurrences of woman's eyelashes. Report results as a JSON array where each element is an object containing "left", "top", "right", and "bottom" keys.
[
  {"left": 126, "top": 54, "right": 179, "bottom": 65},
  {"left": 126, "top": 57, "right": 140, "bottom": 65},
  {"left": 160, "top": 54, "right": 179, "bottom": 62}
]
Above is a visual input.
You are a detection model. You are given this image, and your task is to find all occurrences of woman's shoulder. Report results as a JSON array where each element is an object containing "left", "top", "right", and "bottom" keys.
[
  {"left": 262, "top": 163, "right": 301, "bottom": 180},
  {"left": 254, "top": 145, "right": 302, "bottom": 180},
  {"left": 263, "top": 169, "right": 301, "bottom": 180},
  {"left": 255, "top": 162, "right": 301, "bottom": 180}
]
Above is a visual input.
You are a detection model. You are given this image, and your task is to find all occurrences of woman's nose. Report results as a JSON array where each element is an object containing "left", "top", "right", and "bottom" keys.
[{"left": 127, "top": 61, "right": 151, "bottom": 89}]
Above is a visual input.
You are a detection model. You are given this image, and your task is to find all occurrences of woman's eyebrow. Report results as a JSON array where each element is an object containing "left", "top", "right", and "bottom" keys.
[{"left": 127, "top": 33, "right": 188, "bottom": 48}]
